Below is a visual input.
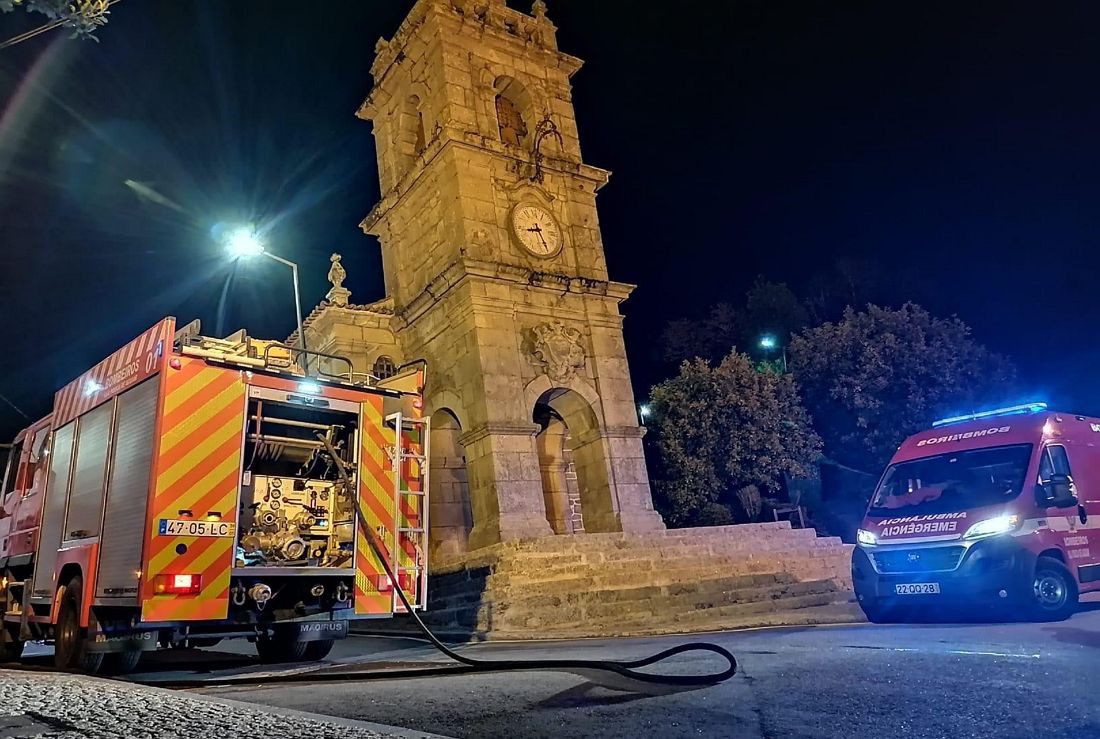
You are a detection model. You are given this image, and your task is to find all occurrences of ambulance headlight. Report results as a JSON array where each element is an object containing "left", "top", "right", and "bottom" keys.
[
  {"left": 856, "top": 529, "right": 878, "bottom": 546},
  {"left": 963, "top": 514, "right": 1020, "bottom": 540}
]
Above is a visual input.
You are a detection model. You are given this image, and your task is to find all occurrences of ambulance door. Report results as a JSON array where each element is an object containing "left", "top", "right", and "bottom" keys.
[{"left": 1040, "top": 444, "right": 1100, "bottom": 586}]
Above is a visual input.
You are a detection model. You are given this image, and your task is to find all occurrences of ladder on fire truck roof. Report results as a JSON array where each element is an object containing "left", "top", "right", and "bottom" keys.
[
  {"left": 173, "top": 318, "right": 357, "bottom": 384},
  {"left": 387, "top": 412, "right": 430, "bottom": 613}
]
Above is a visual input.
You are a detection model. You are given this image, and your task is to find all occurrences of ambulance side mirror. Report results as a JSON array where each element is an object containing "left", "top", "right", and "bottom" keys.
[{"left": 1036, "top": 473, "right": 1078, "bottom": 509}]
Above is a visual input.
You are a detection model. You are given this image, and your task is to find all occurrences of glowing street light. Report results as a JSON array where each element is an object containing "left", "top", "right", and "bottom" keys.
[
  {"left": 226, "top": 229, "right": 308, "bottom": 373},
  {"left": 227, "top": 228, "right": 265, "bottom": 258},
  {"left": 758, "top": 334, "right": 787, "bottom": 372},
  {"left": 639, "top": 403, "right": 652, "bottom": 424}
]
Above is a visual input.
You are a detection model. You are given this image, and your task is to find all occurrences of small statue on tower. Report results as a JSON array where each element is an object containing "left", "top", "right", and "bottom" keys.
[{"left": 326, "top": 253, "right": 351, "bottom": 307}]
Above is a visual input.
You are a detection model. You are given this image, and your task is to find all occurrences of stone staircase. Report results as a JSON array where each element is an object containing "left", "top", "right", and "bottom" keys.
[{"left": 372, "top": 522, "right": 859, "bottom": 640}]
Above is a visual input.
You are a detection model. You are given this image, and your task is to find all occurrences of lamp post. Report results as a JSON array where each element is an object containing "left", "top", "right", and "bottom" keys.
[
  {"left": 227, "top": 228, "right": 308, "bottom": 373},
  {"left": 758, "top": 334, "right": 787, "bottom": 372}
]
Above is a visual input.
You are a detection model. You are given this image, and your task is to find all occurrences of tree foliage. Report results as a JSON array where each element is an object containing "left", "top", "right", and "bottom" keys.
[
  {"left": 649, "top": 352, "right": 822, "bottom": 527},
  {"left": 789, "top": 303, "right": 1017, "bottom": 475},
  {"left": 1, "top": 0, "right": 110, "bottom": 41},
  {"left": 660, "top": 278, "right": 808, "bottom": 367}
]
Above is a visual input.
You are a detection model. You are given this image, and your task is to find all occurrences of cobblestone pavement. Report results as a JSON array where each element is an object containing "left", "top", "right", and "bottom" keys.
[{"left": 0, "top": 669, "right": 442, "bottom": 739}]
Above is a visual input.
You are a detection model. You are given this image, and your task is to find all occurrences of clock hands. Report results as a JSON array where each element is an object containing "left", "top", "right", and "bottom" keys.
[{"left": 526, "top": 224, "right": 550, "bottom": 251}]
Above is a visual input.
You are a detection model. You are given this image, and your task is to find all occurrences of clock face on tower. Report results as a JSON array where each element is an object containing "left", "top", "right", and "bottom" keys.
[{"left": 511, "top": 202, "right": 562, "bottom": 258}]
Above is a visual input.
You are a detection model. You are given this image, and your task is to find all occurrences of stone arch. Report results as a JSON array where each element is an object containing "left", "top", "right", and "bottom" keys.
[
  {"left": 493, "top": 75, "right": 533, "bottom": 148},
  {"left": 531, "top": 385, "right": 617, "bottom": 534},
  {"left": 524, "top": 373, "right": 602, "bottom": 423},
  {"left": 425, "top": 388, "right": 468, "bottom": 431},
  {"left": 427, "top": 407, "right": 472, "bottom": 563}
]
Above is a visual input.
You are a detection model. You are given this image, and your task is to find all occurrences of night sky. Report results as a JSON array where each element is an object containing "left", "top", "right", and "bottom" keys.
[{"left": 1, "top": 1, "right": 1099, "bottom": 441}]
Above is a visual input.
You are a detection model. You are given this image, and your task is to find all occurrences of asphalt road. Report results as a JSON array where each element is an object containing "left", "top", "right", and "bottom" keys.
[
  {"left": 16, "top": 607, "right": 1100, "bottom": 738},
  {"left": 143, "top": 606, "right": 1100, "bottom": 739}
]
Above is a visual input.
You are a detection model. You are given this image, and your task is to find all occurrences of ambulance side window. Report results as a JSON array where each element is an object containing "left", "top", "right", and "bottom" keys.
[{"left": 1039, "top": 445, "right": 1072, "bottom": 481}]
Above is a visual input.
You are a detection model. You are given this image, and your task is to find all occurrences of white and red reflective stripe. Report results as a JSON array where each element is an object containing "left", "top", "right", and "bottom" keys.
[{"left": 52, "top": 319, "right": 172, "bottom": 428}]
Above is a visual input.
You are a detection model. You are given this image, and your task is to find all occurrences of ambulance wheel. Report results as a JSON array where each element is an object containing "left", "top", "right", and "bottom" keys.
[
  {"left": 255, "top": 635, "right": 308, "bottom": 663},
  {"left": 859, "top": 598, "right": 906, "bottom": 624},
  {"left": 302, "top": 639, "right": 334, "bottom": 661},
  {"left": 54, "top": 576, "right": 103, "bottom": 674},
  {"left": 1031, "top": 556, "right": 1077, "bottom": 622},
  {"left": 101, "top": 649, "right": 142, "bottom": 675}
]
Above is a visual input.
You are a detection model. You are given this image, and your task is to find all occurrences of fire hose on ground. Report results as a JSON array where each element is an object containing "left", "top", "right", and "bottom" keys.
[{"left": 128, "top": 434, "right": 738, "bottom": 691}]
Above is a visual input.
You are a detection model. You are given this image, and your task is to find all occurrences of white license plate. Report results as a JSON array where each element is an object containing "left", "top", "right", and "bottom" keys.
[
  {"left": 894, "top": 582, "right": 940, "bottom": 595},
  {"left": 158, "top": 518, "right": 236, "bottom": 538}
]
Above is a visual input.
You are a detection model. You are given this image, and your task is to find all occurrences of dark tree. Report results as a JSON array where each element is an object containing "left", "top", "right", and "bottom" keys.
[
  {"left": 743, "top": 276, "right": 809, "bottom": 347},
  {"left": 648, "top": 352, "right": 822, "bottom": 527},
  {"left": 789, "top": 303, "right": 1018, "bottom": 479},
  {"left": 659, "top": 302, "right": 742, "bottom": 366}
]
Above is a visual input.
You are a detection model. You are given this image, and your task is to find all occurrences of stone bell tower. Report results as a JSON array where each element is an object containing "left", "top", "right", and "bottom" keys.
[{"left": 349, "top": 0, "right": 664, "bottom": 554}]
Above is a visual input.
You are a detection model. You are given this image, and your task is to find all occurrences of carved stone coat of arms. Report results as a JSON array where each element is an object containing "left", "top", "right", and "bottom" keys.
[{"left": 530, "top": 321, "right": 586, "bottom": 383}]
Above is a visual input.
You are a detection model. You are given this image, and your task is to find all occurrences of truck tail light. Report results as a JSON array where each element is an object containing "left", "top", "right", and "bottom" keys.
[{"left": 155, "top": 574, "right": 201, "bottom": 595}]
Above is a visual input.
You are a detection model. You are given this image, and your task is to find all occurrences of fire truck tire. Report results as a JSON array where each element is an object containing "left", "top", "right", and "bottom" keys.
[
  {"left": 254, "top": 635, "right": 309, "bottom": 663},
  {"left": 100, "top": 648, "right": 142, "bottom": 675},
  {"left": 302, "top": 639, "right": 334, "bottom": 661},
  {"left": 1031, "top": 556, "right": 1078, "bottom": 622},
  {"left": 0, "top": 625, "right": 24, "bottom": 662},
  {"left": 54, "top": 576, "right": 104, "bottom": 674}
]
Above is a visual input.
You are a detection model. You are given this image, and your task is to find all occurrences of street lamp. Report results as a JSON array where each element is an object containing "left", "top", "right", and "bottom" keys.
[
  {"left": 758, "top": 334, "right": 787, "bottom": 372},
  {"left": 639, "top": 403, "right": 652, "bottom": 424},
  {"left": 227, "top": 228, "right": 308, "bottom": 373}
]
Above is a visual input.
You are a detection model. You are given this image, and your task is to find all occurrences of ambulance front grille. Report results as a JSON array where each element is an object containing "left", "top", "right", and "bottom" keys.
[{"left": 872, "top": 546, "right": 964, "bottom": 573}]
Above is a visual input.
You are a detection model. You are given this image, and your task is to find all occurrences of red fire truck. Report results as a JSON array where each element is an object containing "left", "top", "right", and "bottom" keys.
[
  {"left": 0, "top": 318, "right": 429, "bottom": 673},
  {"left": 853, "top": 402, "right": 1100, "bottom": 623}
]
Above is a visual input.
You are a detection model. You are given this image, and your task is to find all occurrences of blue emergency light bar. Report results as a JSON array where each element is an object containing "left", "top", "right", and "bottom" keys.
[{"left": 931, "top": 402, "right": 1048, "bottom": 428}]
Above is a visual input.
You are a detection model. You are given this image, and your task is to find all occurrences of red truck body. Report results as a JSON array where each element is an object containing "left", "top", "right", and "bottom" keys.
[{"left": 0, "top": 318, "right": 429, "bottom": 672}]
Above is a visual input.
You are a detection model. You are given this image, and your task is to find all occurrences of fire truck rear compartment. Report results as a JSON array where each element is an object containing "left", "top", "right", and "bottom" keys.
[{"left": 234, "top": 397, "right": 358, "bottom": 602}]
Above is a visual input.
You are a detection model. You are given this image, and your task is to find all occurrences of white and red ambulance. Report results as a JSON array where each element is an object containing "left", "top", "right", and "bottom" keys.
[{"left": 852, "top": 403, "right": 1100, "bottom": 622}]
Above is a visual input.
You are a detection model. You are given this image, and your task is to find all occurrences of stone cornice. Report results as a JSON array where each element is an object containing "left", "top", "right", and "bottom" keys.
[
  {"left": 459, "top": 421, "right": 541, "bottom": 447},
  {"left": 360, "top": 136, "right": 609, "bottom": 234},
  {"left": 604, "top": 425, "right": 648, "bottom": 440},
  {"left": 395, "top": 257, "right": 636, "bottom": 327},
  {"left": 290, "top": 297, "right": 395, "bottom": 345}
]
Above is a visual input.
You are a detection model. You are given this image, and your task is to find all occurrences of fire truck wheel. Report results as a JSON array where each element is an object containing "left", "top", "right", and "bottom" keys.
[
  {"left": 302, "top": 639, "right": 334, "bottom": 661},
  {"left": 54, "top": 576, "right": 104, "bottom": 674},
  {"left": 254, "top": 635, "right": 309, "bottom": 663},
  {"left": 101, "top": 648, "right": 142, "bottom": 675},
  {"left": 0, "top": 625, "right": 24, "bottom": 662},
  {"left": 1031, "top": 556, "right": 1078, "bottom": 622}
]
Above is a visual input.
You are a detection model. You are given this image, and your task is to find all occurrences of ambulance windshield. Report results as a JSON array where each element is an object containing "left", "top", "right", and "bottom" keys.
[{"left": 869, "top": 444, "right": 1032, "bottom": 515}]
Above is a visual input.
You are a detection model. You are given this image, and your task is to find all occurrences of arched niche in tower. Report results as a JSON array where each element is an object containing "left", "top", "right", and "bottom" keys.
[
  {"left": 493, "top": 76, "right": 533, "bottom": 148},
  {"left": 396, "top": 93, "right": 427, "bottom": 176},
  {"left": 428, "top": 408, "right": 472, "bottom": 562}
]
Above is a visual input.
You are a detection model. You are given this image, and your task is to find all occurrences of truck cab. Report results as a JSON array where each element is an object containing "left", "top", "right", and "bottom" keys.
[{"left": 852, "top": 403, "right": 1100, "bottom": 623}]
